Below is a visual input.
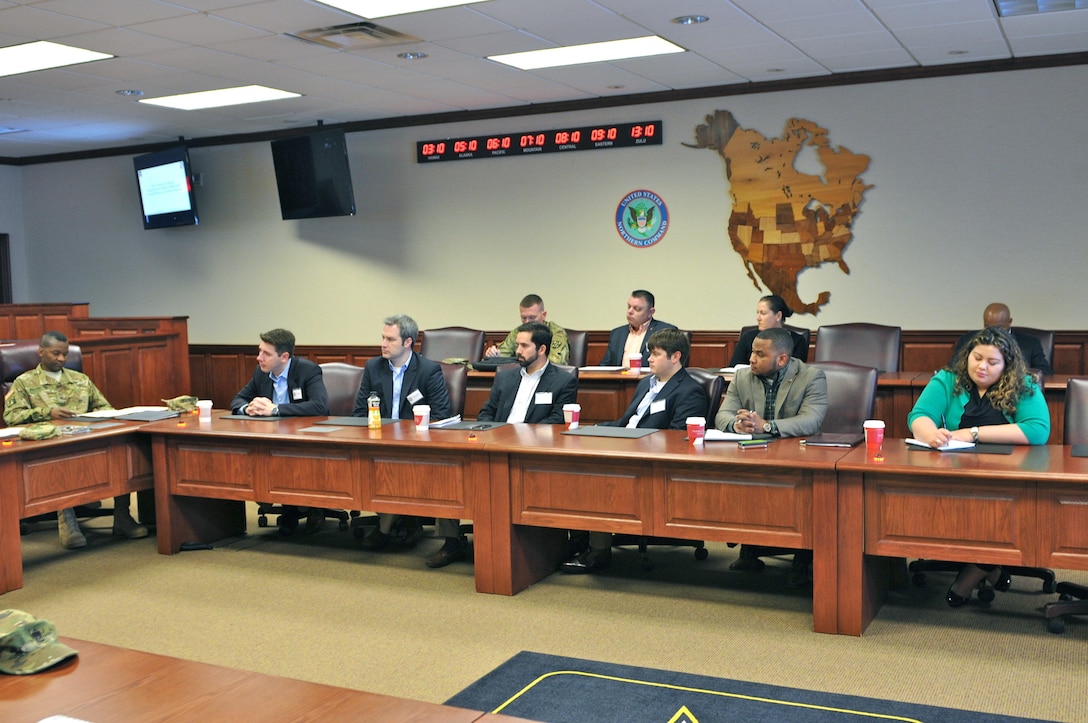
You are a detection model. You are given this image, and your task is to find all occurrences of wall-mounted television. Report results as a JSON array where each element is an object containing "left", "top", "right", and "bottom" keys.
[
  {"left": 270, "top": 128, "right": 356, "bottom": 220},
  {"left": 133, "top": 146, "right": 199, "bottom": 229}
]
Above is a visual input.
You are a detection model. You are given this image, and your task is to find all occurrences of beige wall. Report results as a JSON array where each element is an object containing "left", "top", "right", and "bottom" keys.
[{"left": 6, "top": 64, "right": 1087, "bottom": 344}]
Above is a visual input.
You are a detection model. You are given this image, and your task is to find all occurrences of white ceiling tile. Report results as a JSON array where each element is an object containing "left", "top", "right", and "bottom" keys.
[{"left": 212, "top": 0, "right": 360, "bottom": 33}]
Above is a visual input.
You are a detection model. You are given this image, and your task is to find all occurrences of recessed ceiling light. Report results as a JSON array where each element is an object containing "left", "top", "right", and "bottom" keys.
[
  {"left": 116, "top": 89, "right": 144, "bottom": 97},
  {"left": 397, "top": 51, "right": 428, "bottom": 60},
  {"left": 672, "top": 15, "right": 709, "bottom": 25},
  {"left": 994, "top": 0, "right": 1088, "bottom": 17},
  {"left": 0, "top": 41, "right": 113, "bottom": 78},
  {"left": 489, "top": 36, "right": 684, "bottom": 71},
  {"left": 316, "top": 0, "right": 493, "bottom": 19},
  {"left": 139, "top": 85, "right": 300, "bottom": 111}
]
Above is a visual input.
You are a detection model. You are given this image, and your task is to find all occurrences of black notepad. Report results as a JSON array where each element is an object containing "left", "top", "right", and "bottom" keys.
[
  {"left": 802, "top": 433, "right": 863, "bottom": 448},
  {"left": 315, "top": 416, "right": 396, "bottom": 426}
]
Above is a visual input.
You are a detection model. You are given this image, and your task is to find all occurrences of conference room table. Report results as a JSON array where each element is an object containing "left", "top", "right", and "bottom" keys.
[
  {"left": 0, "top": 420, "right": 153, "bottom": 595},
  {"left": 835, "top": 441, "right": 1088, "bottom": 635},
  {"left": 0, "top": 637, "right": 525, "bottom": 722},
  {"left": 483, "top": 426, "right": 849, "bottom": 634},
  {"left": 146, "top": 413, "right": 524, "bottom": 595}
]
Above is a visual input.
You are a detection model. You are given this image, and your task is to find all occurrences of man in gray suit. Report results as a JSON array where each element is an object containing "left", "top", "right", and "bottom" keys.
[{"left": 715, "top": 326, "right": 828, "bottom": 586}]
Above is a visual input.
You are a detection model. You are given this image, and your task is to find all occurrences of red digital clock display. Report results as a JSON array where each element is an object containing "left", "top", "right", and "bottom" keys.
[{"left": 417, "top": 120, "right": 662, "bottom": 163}]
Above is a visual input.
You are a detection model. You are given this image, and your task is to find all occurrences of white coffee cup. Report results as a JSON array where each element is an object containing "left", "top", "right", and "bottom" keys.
[
  {"left": 413, "top": 404, "right": 431, "bottom": 430},
  {"left": 627, "top": 352, "right": 643, "bottom": 371},
  {"left": 563, "top": 403, "right": 581, "bottom": 429},
  {"left": 196, "top": 399, "right": 212, "bottom": 419}
]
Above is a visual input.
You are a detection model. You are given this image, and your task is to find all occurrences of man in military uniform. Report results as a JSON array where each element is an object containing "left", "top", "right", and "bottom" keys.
[
  {"left": 483, "top": 294, "right": 569, "bottom": 365},
  {"left": 4, "top": 331, "right": 148, "bottom": 549}
]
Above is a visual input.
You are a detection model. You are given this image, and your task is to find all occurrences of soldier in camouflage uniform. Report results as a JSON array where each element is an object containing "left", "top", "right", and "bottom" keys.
[
  {"left": 3, "top": 331, "right": 148, "bottom": 549},
  {"left": 483, "top": 294, "right": 569, "bottom": 365}
]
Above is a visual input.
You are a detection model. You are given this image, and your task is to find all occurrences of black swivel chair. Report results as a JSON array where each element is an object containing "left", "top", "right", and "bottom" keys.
[
  {"left": 257, "top": 362, "right": 364, "bottom": 532},
  {"left": 738, "top": 325, "right": 811, "bottom": 362},
  {"left": 1043, "top": 378, "right": 1088, "bottom": 633},
  {"left": 739, "top": 362, "right": 879, "bottom": 574},
  {"left": 1015, "top": 326, "right": 1054, "bottom": 370},
  {"left": 419, "top": 326, "right": 485, "bottom": 363},
  {"left": 612, "top": 368, "right": 722, "bottom": 571},
  {"left": 813, "top": 323, "right": 901, "bottom": 372},
  {"left": 564, "top": 329, "right": 588, "bottom": 369}
]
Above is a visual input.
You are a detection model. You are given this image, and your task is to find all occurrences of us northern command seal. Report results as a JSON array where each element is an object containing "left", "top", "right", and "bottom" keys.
[{"left": 616, "top": 189, "right": 668, "bottom": 248}]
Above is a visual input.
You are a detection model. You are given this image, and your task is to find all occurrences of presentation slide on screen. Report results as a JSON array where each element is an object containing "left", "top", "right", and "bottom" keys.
[{"left": 137, "top": 161, "right": 191, "bottom": 215}]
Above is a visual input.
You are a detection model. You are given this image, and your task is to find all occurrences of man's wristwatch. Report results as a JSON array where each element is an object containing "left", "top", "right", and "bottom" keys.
[
  {"left": 970, "top": 426, "right": 979, "bottom": 443},
  {"left": 763, "top": 421, "right": 774, "bottom": 435},
  {"left": 271, "top": 405, "right": 280, "bottom": 416}
]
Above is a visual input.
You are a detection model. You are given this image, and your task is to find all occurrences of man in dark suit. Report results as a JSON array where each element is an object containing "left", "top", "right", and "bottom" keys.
[
  {"left": 351, "top": 315, "right": 457, "bottom": 567},
  {"left": 231, "top": 328, "right": 330, "bottom": 534},
  {"left": 561, "top": 328, "right": 708, "bottom": 574},
  {"left": 951, "top": 302, "right": 1053, "bottom": 374},
  {"left": 478, "top": 322, "right": 577, "bottom": 424},
  {"left": 599, "top": 289, "right": 678, "bottom": 368},
  {"left": 715, "top": 326, "right": 828, "bottom": 586}
]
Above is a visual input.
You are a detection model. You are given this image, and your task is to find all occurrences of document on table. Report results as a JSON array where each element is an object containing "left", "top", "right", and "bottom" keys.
[
  {"left": 906, "top": 438, "right": 975, "bottom": 451},
  {"left": 703, "top": 430, "right": 753, "bottom": 442},
  {"left": 73, "top": 406, "right": 172, "bottom": 418},
  {"left": 578, "top": 366, "right": 624, "bottom": 372},
  {"left": 719, "top": 364, "right": 748, "bottom": 373}
]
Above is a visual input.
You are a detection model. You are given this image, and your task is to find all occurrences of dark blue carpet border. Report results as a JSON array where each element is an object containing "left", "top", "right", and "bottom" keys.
[{"left": 446, "top": 651, "right": 1056, "bottom": 723}]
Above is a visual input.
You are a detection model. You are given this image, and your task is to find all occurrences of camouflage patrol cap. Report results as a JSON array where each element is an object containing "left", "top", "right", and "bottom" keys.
[
  {"left": 0, "top": 609, "right": 78, "bottom": 675},
  {"left": 162, "top": 395, "right": 199, "bottom": 412},
  {"left": 18, "top": 422, "right": 59, "bottom": 441}
]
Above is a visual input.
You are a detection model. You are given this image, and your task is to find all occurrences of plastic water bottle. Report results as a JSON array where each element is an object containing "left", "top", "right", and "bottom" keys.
[{"left": 367, "top": 391, "right": 381, "bottom": 429}]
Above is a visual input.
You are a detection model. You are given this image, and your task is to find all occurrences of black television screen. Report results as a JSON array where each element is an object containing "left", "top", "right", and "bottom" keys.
[
  {"left": 133, "top": 146, "right": 199, "bottom": 229},
  {"left": 270, "top": 128, "right": 356, "bottom": 220}
]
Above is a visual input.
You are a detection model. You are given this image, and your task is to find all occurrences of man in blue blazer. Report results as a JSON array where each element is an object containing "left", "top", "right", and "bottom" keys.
[
  {"left": 231, "top": 328, "right": 329, "bottom": 417},
  {"left": 562, "top": 328, "right": 708, "bottom": 574},
  {"left": 478, "top": 322, "right": 577, "bottom": 424},
  {"left": 231, "top": 328, "right": 330, "bottom": 534},
  {"left": 351, "top": 315, "right": 457, "bottom": 566},
  {"left": 599, "top": 289, "right": 678, "bottom": 368}
]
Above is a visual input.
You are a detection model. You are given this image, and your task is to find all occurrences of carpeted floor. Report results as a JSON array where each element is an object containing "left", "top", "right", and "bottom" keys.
[
  {"left": 5, "top": 504, "right": 1086, "bottom": 722},
  {"left": 448, "top": 651, "right": 1058, "bottom": 723}
]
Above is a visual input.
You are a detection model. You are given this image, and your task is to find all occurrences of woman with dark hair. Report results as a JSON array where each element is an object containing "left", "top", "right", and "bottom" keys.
[
  {"left": 908, "top": 325, "right": 1050, "bottom": 607},
  {"left": 728, "top": 294, "right": 808, "bottom": 367}
]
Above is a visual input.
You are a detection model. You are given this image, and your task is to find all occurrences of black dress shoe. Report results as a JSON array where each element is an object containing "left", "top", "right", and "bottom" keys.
[
  {"left": 425, "top": 541, "right": 465, "bottom": 568},
  {"left": 361, "top": 529, "right": 391, "bottom": 550},
  {"left": 277, "top": 508, "right": 300, "bottom": 535},
  {"left": 729, "top": 545, "right": 766, "bottom": 572},
  {"left": 946, "top": 587, "right": 970, "bottom": 608},
  {"left": 993, "top": 569, "right": 1012, "bottom": 592},
  {"left": 560, "top": 548, "right": 612, "bottom": 574}
]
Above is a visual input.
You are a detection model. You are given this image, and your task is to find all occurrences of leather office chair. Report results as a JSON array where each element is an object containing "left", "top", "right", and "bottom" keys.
[
  {"left": 612, "top": 366, "right": 719, "bottom": 571},
  {"left": 564, "top": 328, "right": 588, "bottom": 368},
  {"left": 1014, "top": 326, "right": 1054, "bottom": 369},
  {"left": 257, "top": 362, "right": 363, "bottom": 532},
  {"left": 813, "top": 323, "right": 901, "bottom": 372},
  {"left": 440, "top": 362, "right": 469, "bottom": 418},
  {"left": 1043, "top": 377, "right": 1088, "bottom": 633},
  {"left": 738, "top": 325, "right": 811, "bottom": 362},
  {"left": 740, "top": 362, "right": 879, "bottom": 574},
  {"left": 1, "top": 340, "right": 108, "bottom": 535},
  {"left": 419, "top": 327, "right": 485, "bottom": 363}
]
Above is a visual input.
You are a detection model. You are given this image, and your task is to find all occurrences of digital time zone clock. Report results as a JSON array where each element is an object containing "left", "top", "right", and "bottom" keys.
[{"left": 416, "top": 120, "right": 662, "bottom": 163}]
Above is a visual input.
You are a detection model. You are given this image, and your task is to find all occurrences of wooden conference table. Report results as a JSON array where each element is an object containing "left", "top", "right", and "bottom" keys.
[
  {"left": 836, "top": 441, "right": 1088, "bottom": 635},
  {"left": 0, "top": 637, "right": 524, "bottom": 722},
  {"left": 0, "top": 420, "right": 152, "bottom": 595},
  {"left": 146, "top": 415, "right": 847, "bottom": 633}
]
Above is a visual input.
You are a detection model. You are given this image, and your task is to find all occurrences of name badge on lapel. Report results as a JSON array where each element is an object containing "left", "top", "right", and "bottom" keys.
[
  {"left": 535, "top": 391, "right": 553, "bottom": 405},
  {"left": 407, "top": 389, "right": 424, "bottom": 405},
  {"left": 291, "top": 388, "right": 303, "bottom": 401},
  {"left": 649, "top": 399, "right": 667, "bottom": 415}
]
